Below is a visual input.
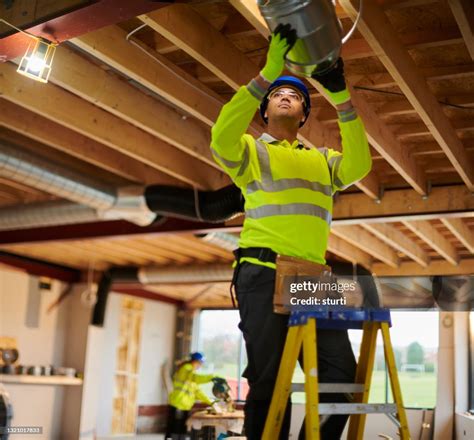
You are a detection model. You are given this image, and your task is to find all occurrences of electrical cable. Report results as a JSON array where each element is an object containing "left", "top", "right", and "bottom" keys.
[{"left": 353, "top": 85, "right": 474, "bottom": 110}]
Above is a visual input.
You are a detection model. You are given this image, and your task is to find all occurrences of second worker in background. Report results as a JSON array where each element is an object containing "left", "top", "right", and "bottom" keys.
[{"left": 210, "top": 24, "right": 372, "bottom": 440}]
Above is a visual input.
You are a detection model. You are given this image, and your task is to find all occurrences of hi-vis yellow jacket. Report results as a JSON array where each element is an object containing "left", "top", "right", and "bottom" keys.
[
  {"left": 169, "top": 363, "right": 214, "bottom": 411},
  {"left": 211, "top": 85, "right": 372, "bottom": 268}
]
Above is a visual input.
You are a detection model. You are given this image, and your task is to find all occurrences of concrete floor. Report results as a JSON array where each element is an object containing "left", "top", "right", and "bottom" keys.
[{"left": 97, "top": 435, "right": 165, "bottom": 440}]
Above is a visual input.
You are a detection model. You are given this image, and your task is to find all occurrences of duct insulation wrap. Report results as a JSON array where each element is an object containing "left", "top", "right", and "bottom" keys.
[
  {"left": 0, "top": 201, "right": 101, "bottom": 230},
  {"left": 0, "top": 142, "right": 116, "bottom": 210},
  {"left": 144, "top": 184, "right": 244, "bottom": 223},
  {"left": 138, "top": 264, "right": 233, "bottom": 284}
]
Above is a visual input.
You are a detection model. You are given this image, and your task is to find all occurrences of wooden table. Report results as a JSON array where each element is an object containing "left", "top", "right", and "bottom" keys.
[{"left": 186, "top": 409, "right": 244, "bottom": 439}]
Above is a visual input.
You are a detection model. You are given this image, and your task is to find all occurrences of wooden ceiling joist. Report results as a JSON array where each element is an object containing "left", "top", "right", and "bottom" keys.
[
  {"left": 351, "top": 63, "right": 474, "bottom": 90},
  {"left": 402, "top": 220, "right": 460, "bottom": 266},
  {"left": 360, "top": 223, "right": 430, "bottom": 267},
  {"left": 395, "top": 119, "right": 474, "bottom": 139},
  {"left": 378, "top": 94, "right": 474, "bottom": 117},
  {"left": 73, "top": 26, "right": 226, "bottom": 127},
  {"left": 448, "top": 0, "right": 474, "bottom": 60},
  {"left": 350, "top": 63, "right": 474, "bottom": 92},
  {"left": 342, "top": 27, "right": 464, "bottom": 61},
  {"left": 373, "top": 258, "right": 474, "bottom": 276},
  {"left": 0, "top": 100, "right": 179, "bottom": 186},
  {"left": 340, "top": 0, "right": 474, "bottom": 191},
  {"left": 51, "top": 46, "right": 217, "bottom": 169},
  {"left": 0, "top": 63, "right": 221, "bottom": 189},
  {"left": 327, "top": 235, "right": 373, "bottom": 269},
  {"left": 332, "top": 185, "right": 474, "bottom": 224},
  {"left": 440, "top": 218, "right": 474, "bottom": 254},
  {"left": 344, "top": 87, "right": 428, "bottom": 195},
  {"left": 331, "top": 226, "right": 400, "bottom": 268}
]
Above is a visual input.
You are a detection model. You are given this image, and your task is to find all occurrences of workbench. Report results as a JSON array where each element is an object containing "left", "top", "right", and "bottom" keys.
[{"left": 186, "top": 409, "right": 244, "bottom": 439}]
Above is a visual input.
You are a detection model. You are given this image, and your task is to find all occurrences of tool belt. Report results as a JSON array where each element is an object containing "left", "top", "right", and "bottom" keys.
[{"left": 234, "top": 247, "right": 333, "bottom": 314}]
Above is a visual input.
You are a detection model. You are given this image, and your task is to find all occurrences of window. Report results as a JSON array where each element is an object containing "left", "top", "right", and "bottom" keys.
[
  {"left": 195, "top": 310, "right": 248, "bottom": 401},
  {"left": 349, "top": 311, "right": 439, "bottom": 409},
  {"left": 195, "top": 310, "right": 439, "bottom": 408}
]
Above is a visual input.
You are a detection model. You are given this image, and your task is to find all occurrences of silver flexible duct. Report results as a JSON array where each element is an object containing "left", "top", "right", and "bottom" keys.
[
  {"left": 0, "top": 201, "right": 100, "bottom": 230},
  {"left": 0, "top": 142, "right": 156, "bottom": 228},
  {"left": 200, "top": 232, "right": 239, "bottom": 251},
  {"left": 0, "top": 141, "right": 115, "bottom": 210},
  {"left": 138, "top": 264, "right": 233, "bottom": 284}
]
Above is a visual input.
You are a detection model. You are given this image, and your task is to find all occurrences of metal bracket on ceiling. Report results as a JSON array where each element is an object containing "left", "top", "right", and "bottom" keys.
[
  {"left": 374, "top": 184, "right": 385, "bottom": 205},
  {"left": 421, "top": 180, "right": 432, "bottom": 201}
]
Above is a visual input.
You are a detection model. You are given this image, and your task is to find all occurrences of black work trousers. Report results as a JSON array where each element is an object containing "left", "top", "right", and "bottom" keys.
[
  {"left": 235, "top": 262, "right": 357, "bottom": 440},
  {"left": 165, "top": 405, "right": 190, "bottom": 440}
]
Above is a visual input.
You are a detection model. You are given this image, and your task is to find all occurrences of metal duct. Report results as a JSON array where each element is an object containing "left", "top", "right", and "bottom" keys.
[
  {"left": 0, "top": 141, "right": 116, "bottom": 210},
  {"left": 0, "top": 142, "right": 156, "bottom": 227},
  {"left": 0, "top": 141, "right": 243, "bottom": 230},
  {"left": 138, "top": 264, "right": 233, "bottom": 284},
  {"left": 0, "top": 201, "right": 100, "bottom": 230},
  {"left": 200, "top": 232, "right": 239, "bottom": 252}
]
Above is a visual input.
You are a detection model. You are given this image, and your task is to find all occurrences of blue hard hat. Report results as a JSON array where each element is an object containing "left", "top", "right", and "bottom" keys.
[
  {"left": 190, "top": 352, "right": 205, "bottom": 363},
  {"left": 260, "top": 75, "right": 311, "bottom": 127}
]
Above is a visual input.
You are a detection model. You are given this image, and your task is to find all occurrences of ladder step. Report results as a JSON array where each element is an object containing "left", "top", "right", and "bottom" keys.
[
  {"left": 318, "top": 403, "right": 398, "bottom": 415},
  {"left": 291, "top": 383, "right": 365, "bottom": 393}
]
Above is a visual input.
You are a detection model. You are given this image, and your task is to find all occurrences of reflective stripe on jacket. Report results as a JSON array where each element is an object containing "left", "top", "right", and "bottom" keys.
[
  {"left": 211, "top": 85, "right": 372, "bottom": 266},
  {"left": 169, "top": 363, "right": 214, "bottom": 411}
]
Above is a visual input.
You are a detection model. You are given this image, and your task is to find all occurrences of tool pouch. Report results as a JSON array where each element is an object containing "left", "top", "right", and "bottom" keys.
[{"left": 273, "top": 254, "right": 333, "bottom": 314}]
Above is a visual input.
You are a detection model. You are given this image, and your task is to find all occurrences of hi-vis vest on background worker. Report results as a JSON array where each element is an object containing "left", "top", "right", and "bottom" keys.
[{"left": 168, "top": 352, "right": 214, "bottom": 411}]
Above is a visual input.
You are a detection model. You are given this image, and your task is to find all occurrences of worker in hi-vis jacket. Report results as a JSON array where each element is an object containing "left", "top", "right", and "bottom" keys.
[
  {"left": 165, "top": 352, "right": 214, "bottom": 440},
  {"left": 210, "top": 24, "right": 372, "bottom": 440}
]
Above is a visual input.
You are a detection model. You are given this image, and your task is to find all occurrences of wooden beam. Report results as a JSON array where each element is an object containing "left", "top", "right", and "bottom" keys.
[
  {"left": 351, "top": 63, "right": 474, "bottom": 89},
  {"left": 360, "top": 223, "right": 430, "bottom": 267},
  {"left": 372, "top": 258, "right": 474, "bottom": 276},
  {"left": 50, "top": 46, "right": 217, "bottom": 168},
  {"left": 346, "top": 86, "right": 428, "bottom": 195},
  {"left": 448, "top": 0, "right": 474, "bottom": 60},
  {"left": 342, "top": 27, "right": 463, "bottom": 60},
  {"left": 112, "top": 286, "right": 183, "bottom": 306},
  {"left": 0, "top": 0, "right": 93, "bottom": 36},
  {"left": 327, "top": 235, "right": 373, "bottom": 269},
  {"left": 394, "top": 119, "right": 474, "bottom": 139},
  {"left": 441, "top": 218, "right": 474, "bottom": 254},
  {"left": 0, "top": 0, "right": 170, "bottom": 61},
  {"left": 332, "top": 185, "right": 474, "bottom": 224},
  {"left": 0, "top": 100, "right": 180, "bottom": 186},
  {"left": 340, "top": 0, "right": 474, "bottom": 191},
  {"left": 402, "top": 220, "right": 460, "bottom": 265},
  {"left": 331, "top": 226, "right": 399, "bottom": 267},
  {"left": 72, "top": 25, "right": 225, "bottom": 128},
  {"left": 0, "top": 185, "right": 472, "bottom": 245},
  {"left": 382, "top": 0, "right": 439, "bottom": 9},
  {"left": 378, "top": 94, "right": 474, "bottom": 117},
  {"left": 0, "top": 62, "right": 223, "bottom": 189},
  {"left": 0, "top": 250, "right": 81, "bottom": 282}
]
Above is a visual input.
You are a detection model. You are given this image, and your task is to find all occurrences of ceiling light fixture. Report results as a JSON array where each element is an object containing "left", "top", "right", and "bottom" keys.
[{"left": 0, "top": 18, "right": 57, "bottom": 83}]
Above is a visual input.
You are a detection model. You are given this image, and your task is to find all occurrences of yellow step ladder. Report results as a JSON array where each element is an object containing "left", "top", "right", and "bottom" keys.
[{"left": 262, "top": 310, "right": 411, "bottom": 440}]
